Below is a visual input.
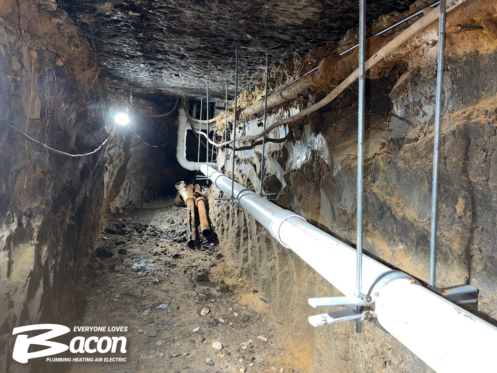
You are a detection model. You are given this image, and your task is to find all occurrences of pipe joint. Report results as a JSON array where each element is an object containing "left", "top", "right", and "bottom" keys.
[
  {"left": 369, "top": 271, "right": 415, "bottom": 303},
  {"left": 269, "top": 211, "right": 307, "bottom": 248}
]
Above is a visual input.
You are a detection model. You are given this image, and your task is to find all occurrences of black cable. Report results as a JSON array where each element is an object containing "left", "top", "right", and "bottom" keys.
[
  {"left": 143, "top": 98, "right": 180, "bottom": 118},
  {"left": 0, "top": 118, "right": 110, "bottom": 157},
  {"left": 127, "top": 127, "right": 175, "bottom": 148}
]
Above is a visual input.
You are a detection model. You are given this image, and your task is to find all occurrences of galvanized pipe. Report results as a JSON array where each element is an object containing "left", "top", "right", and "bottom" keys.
[
  {"left": 206, "top": 83, "right": 210, "bottom": 180},
  {"left": 197, "top": 98, "right": 202, "bottom": 165},
  {"left": 356, "top": 0, "right": 366, "bottom": 304},
  {"left": 231, "top": 47, "right": 239, "bottom": 205},
  {"left": 195, "top": 184, "right": 211, "bottom": 237},
  {"left": 210, "top": 128, "right": 215, "bottom": 166},
  {"left": 430, "top": 0, "right": 447, "bottom": 289},
  {"left": 224, "top": 84, "right": 228, "bottom": 171},
  {"left": 260, "top": 52, "right": 269, "bottom": 196}
]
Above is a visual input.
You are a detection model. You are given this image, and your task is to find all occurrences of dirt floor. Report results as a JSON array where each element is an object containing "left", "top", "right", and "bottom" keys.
[{"left": 69, "top": 196, "right": 308, "bottom": 373}]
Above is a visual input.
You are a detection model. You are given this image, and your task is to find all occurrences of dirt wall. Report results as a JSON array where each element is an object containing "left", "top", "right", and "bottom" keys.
[
  {"left": 210, "top": 47, "right": 497, "bottom": 373},
  {"left": 0, "top": 1, "right": 186, "bottom": 372}
]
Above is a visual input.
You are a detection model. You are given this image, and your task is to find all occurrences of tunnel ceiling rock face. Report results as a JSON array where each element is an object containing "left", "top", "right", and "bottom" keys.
[{"left": 62, "top": 0, "right": 413, "bottom": 99}]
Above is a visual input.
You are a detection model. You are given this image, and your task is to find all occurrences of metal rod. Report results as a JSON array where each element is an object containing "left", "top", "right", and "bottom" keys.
[
  {"left": 356, "top": 0, "right": 366, "bottom": 315},
  {"left": 195, "top": 164, "right": 497, "bottom": 373},
  {"left": 206, "top": 83, "right": 210, "bottom": 181},
  {"left": 339, "top": 1, "right": 441, "bottom": 56},
  {"left": 210, "top": 98, "right": 215, "bottom": 168},
  {"left": 210, "top": 127, "right": 215, "bottom": 167},
  {"left": 430, "top": 0, "right": 447, "bottom": 289},
  {"left": 268, "top": 1, "right": 440, "bottom": 97},
  {"left": 197, "top": 98, "right": 202, "bottom": 166},
  {"left": 270, "top": 67, "right": 318, "bottom": 97},
  {"left": 232, "top": 47, "right": 239, "bottom": 206},
  {"left": 260, "top": 52, "right": 269, "bottom": 196},
  {"left": 224, "top": 84, "right": 228, "bottom": 171},
  {"left": 216, "top": 201, "right": 239, "bottom": 206}
]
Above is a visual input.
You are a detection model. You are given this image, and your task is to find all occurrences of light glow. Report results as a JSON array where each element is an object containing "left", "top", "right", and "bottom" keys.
[{"left": 115, "top": 113, "right": 129, "bottom": 126}]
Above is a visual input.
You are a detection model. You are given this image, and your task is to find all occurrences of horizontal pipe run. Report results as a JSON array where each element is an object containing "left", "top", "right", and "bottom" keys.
[{"left": 199, "top": 164, "right": 497, "bottom": 373}]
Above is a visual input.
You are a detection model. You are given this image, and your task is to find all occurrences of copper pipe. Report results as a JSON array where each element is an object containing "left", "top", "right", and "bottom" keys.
[
  {"left": 185, "top": 184, "right": 197, "bottom": 248},
  {"left": 194, "top": 184, "right": 211, "bottom": 238}
]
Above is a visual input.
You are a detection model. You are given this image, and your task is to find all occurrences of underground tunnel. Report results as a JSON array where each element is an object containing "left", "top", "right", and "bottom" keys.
[{"left": 1, "top": 0, "right": 497, "bottom": 372}]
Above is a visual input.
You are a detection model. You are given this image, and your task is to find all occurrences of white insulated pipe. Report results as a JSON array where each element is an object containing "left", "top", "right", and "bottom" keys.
[
  {"left": 176, "top": 109, "right": 216, "bottom": 171},
  {"left": 196, "top": 163, "right": 497, "bottom": 373}
]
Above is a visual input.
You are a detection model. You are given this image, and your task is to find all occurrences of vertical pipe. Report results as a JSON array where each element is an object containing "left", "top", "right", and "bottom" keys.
[
  {"left": 232, "top": 47, "right": 239, "bottom": 205},
  {"left": 210, "top": 135, "right": 215, "bottom": 165},
  {"left": 206, "top": 83, "right": 210, "bottom": 180},
  {"left": 185, "top": 184, "right": 197, "bottom": 248},
  {"left": 197, "top": 98, "right": 203, "bottom": 166},
  {"left": 430, "top": 0, "right": 447, "bottom": 289},
  {"left": 224, "top": 84, "right": 228, "bottom": 171},
  {"left": 210, "top": 103, "right": 215, "bottom": 168},
  {"left": 194, "top": 184, "right": 211, "bottom": 237},
  {"left": 260, "top": 52, "right": 269, "bottom": 196},
  {"left": 356, "top": 0, "right": 366, "bottom": 309}
]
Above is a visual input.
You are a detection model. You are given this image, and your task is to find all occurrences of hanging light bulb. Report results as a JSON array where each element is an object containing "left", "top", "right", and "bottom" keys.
[{"left": 115, "top": 112, "right": 129, "bottom": 126}]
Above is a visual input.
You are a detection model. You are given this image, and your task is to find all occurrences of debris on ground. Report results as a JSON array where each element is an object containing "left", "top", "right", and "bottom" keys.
[{"left": 72, "top": 196, "right": 305, "bottom": 373}]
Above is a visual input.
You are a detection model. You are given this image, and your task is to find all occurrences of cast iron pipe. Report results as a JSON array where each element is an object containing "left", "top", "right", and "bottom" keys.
[
  {"left": 185, "top": 184, "right": 197, "bottom": 248},
  {"left": 194, "top": 184, "right": 211, "bottom": 237}
]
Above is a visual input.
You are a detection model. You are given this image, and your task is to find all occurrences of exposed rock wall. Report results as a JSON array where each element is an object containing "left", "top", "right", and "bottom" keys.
[
  {"left": 0, "top": 2, "right": 186, "bottom": 372},
  {"left": 210, "top": 38, "right": 497, "bottom": 373}
]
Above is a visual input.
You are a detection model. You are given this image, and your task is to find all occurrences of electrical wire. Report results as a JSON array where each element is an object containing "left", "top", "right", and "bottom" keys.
[
  {"left": 267, "top": 2, "right": 441, "bottom": 98},
  {"left": 183, "top": 2, "right": 449, "bottom": 148},
  {"left": 187, "top": 0, "right": 442, "bottom": 126},
  {"left": 127, "top": 127, "right": 175, "bottom": 148},
  {"left": 0, "top": 118, "right": 110, "bottom": 157},
  {"left": 184, "top": 100, "right": 219, "bottom": 124},
  {"left": 143, "top": 97, "right": 180, "bottom": 118}
]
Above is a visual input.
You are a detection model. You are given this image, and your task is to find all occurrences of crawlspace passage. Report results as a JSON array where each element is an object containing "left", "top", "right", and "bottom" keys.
[{"left": 1, "top": 0, "right": 497, "bottom": 372}]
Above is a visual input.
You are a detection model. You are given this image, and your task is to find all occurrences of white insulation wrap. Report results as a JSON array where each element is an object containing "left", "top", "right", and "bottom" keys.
[{"left": 199, "top": 164, "right": 497, "bottom": 373}]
